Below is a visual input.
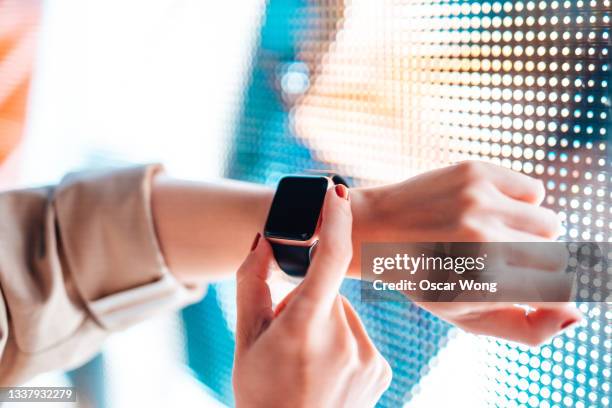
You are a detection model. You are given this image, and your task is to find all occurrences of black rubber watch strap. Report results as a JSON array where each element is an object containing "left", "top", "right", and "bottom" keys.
[
  {"left": 330, "top": 174, "right": 349, "bottom": 187},
  {"left": 270, "top": 242, "right": 313, "bottom": 278}
]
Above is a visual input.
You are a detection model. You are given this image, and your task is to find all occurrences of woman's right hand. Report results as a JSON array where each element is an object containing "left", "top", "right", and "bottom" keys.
[{"left": 232, "top": 186, "right": 392, "bottom": 408}]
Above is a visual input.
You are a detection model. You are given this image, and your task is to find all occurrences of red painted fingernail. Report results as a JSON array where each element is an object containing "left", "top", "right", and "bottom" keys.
[
  {"left": 560, "top": 319, "right": 578, "bottom": 330},
  {"left": 335, "top": 184, "right": 349, "bottom": 201},
  {"left": 250, "top": 233, "right": 261, "bottom": 251}
]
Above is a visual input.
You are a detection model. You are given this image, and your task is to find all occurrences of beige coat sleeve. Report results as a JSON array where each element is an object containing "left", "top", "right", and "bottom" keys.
[{"left": 0, "top": 164, "right": 203, "bottom": 385}]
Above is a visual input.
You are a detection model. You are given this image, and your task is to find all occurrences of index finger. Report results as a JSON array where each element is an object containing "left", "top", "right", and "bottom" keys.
[
  {"left": 293, "top": 185, "right": 353, "bottom": 312},
  {"left": 456, "top": 161, "right": 546, "bottom": 204},
  {"left": 485, "top": 163, "right": 546, "bottom": 204}
]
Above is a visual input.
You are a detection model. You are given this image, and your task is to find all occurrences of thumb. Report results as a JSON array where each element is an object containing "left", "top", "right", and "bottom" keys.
[
  {"left": 460, "top": 304, "right": 583, "bottom": 347},
  {"left": 235, "top": 233, "right": 274, "bottom": 353}
]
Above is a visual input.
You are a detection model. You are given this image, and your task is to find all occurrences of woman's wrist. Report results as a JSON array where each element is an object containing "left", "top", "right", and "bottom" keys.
[{"left": 348, "top": 187, "right": 381, "bottom": 279}]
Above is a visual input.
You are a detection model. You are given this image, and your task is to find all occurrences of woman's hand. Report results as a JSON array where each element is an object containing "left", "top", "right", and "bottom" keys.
[
  {"left": 415, "top": 301, "right": 581, "bottom": 347},
  {"left": 350, "top": 160, "right": 581, "bottom": 345},
  {"left": 232, "top": 186, "right": 392, "bottom": 408},
  {"left": 350, "top": 160, "right": 561, "bottom": 249}
]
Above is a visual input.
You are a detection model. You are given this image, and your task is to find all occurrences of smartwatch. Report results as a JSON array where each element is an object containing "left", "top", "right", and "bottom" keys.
[{"left": 263, "top": 174, "right": 348, "bottom": 278}]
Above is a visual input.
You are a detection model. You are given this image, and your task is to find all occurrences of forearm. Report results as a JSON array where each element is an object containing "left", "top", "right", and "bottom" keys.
[
  {"left": 151, "top": 174, "right": 377, "bottom": 284},
  {"left": 151, "top": 174, "right": 273, "bottom": 284}
]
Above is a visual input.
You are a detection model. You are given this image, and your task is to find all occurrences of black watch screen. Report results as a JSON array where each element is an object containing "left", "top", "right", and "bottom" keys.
[{"left": 264, "top": 176, "right": 328, "bottom": 241}]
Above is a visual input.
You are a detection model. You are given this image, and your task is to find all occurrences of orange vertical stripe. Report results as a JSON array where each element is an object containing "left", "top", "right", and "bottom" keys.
[{"left": 0, "top": 0, "right": 40, "bottom": 164}]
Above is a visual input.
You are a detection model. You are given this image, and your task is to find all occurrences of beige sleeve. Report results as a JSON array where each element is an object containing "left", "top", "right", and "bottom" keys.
[{"left": 0, "top": 164, "right": 204, "bottom": 385}]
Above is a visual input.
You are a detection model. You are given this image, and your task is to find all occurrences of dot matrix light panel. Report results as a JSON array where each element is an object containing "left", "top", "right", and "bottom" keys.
[{"left": 184, "top": 0, "right": 611, "bottom": 407}]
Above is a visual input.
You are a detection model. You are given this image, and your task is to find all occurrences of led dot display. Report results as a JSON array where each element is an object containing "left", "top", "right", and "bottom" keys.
[{"left": 184, "top": 0, "right": 611, "bottom": 406}]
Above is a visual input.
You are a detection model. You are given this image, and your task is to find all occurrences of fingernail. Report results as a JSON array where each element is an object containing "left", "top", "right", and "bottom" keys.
[
  {"left": 560, "top": 319, "right": 578, "bottom": 330},
  {"left": 335, "top": 184, "right": 349, "bottom": 201},
  {"left": 250, "top": 233, "right": 261, "bottom": 251}
]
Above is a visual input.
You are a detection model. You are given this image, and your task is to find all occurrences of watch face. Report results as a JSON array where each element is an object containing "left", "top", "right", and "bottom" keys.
[{"left": 264, "top": 176, "right": 328, "bottom": 241}]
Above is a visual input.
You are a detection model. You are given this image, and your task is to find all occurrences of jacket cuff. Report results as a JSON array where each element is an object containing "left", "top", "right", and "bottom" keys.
[{"left": 54, "top": 164, "right": 203, "bottom": 330}]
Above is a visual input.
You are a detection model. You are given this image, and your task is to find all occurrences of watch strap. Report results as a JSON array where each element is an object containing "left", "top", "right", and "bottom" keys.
[
  {"left": 330, "top": 174, "right": 349, "bottom": 187},
  {"left": 270, "top": 242, "right": 313, "bottom": 278}
]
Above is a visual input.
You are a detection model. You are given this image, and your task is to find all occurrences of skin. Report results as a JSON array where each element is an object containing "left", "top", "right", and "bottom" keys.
[
  {"left": 151, "top": 160, "right": 582, "bottom": 348},
  {"left": 232, "top": 187, "right": 391, "bottom": 408}
]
